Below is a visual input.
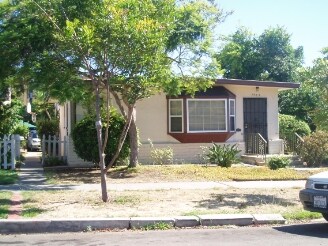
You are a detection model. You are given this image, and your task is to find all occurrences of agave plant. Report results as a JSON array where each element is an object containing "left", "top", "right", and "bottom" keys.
[{"left": 207, "top": 143, "right": 241, "bottom": 167}]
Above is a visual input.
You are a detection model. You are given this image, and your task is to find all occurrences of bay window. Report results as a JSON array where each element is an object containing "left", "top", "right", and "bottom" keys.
[
  {"left": 167, "top": 86, "right": 236, "bottom": 142},
  {"left": 187, "top": 99, "right": 227, "bottom": 132}
]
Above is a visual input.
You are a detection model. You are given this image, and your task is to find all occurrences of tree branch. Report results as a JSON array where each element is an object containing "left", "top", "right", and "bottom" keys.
[{"left": 106, "top": 104, "right": 134, "bottom": 169}]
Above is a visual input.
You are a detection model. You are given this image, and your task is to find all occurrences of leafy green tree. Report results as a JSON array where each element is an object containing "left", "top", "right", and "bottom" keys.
[
  {"left": 0, "top": 0, "right": 225, "bottom": 201},
  {"left": 215, "top": 27, "right": 261, "bottom": 80},
  {"left": 0, "top": 99, "right": 24, "bottom": 137},
  {"left": 279, "top": 68, "right": 320, "bottom": 131},
  {"left": 280, "top": 48, "right": 328, "bottom": 131},
  {"left": 310, "top": 48, "right": 328, "bottom": 130},
  {"left": 216, "top": 26, "right": 303, "bottom": 81},
  {"left": 256, "top": 27, "right": 303, "bottom": 82}
]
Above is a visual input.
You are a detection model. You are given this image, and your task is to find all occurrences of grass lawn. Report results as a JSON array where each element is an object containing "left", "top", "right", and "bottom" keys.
[
  {"left": 0, "top": 169, "right": 18, "bottom": 185},
  {"left": 0, "top": 191, "right": 12, "bottom": 219},
  {"left": 21, "top": 191, "right": 47, "bottom": 218},
  {"left": 44, "top": 165, "right": 328, "bottom": 184}
]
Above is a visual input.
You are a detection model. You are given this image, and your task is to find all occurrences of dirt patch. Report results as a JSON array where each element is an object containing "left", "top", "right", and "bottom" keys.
[{"left": 21, "top": 187, "right": 302, "bottom": 219}]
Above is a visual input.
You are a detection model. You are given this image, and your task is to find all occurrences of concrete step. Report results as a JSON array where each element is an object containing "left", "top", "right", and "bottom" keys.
[
  {"left": 241, "top": 155, "right": 265, "bottom": 166},
  {"left": 241, "top": 154, "right": 304, "bottom": 167}
]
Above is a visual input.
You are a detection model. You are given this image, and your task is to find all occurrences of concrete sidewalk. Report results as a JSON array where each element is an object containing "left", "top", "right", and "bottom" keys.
[
  {"left": 0, "top": 180, "right": 306, "bottom": 191},
  {"left": 0, "top": 152, "right": 306, "bottom": 234}
]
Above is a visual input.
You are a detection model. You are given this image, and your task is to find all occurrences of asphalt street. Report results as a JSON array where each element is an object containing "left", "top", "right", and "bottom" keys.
[{"left": 1, "top": 222, "right": 328, "bottom": 246}]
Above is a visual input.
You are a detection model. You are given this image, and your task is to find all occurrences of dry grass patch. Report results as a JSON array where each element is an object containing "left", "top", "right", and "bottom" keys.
[
  {"left": 45, "top": 165, "right": 328, "bottom": 184},
  {"left": 20, "top": 187, "right": 305, "bottom": 219}
]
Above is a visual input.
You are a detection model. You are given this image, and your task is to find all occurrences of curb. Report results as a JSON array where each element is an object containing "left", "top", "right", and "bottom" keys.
[{"left": 0, "top": 214, "right": 285, "bottom": 234}]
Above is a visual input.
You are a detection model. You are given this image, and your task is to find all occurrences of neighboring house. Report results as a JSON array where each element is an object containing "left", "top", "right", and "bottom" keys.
[{"left": 58, "top": 78, "right": 299, "bottom": 166}]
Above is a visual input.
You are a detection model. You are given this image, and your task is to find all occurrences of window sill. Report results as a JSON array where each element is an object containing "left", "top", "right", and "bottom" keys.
[{"left": 168, "top": 132, "right": 235, "bottom": 143}]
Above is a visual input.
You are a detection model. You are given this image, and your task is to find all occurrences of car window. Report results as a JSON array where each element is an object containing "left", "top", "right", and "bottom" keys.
[{"left": 32, "top": 133, "right": 39, "bottom": 138}]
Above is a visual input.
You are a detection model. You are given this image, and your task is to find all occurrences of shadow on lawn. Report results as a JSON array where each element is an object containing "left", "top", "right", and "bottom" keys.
[
  {"left": 45, "top": 167, "right": 136, "bottom": 183},
  {"left": 0, "top": 198, "right": 47, "bottom": 218},
  {"left": 196, "top": 192, "right": 297, "bottom": 209},
  {"left": 0, "top": 198, "right": 11, "bottom": 218},
  {"left": 0, "top": 198, "right": 11, "bottom": 206}
]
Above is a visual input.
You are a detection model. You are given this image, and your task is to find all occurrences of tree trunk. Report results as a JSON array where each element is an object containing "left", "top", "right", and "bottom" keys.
[
  {"left": 99, "top": 153, "right": 108, "bottom": 202},
  {"left": 128, "top": 107, "right": 138, "bottom": 168},
  {"left": 95, "top": 83, "right": 108, "bottom": 202}
]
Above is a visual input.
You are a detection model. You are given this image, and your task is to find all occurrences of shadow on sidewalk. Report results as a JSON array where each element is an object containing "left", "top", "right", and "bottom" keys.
[
  {"left": 19, "top": 151, "right": 46, "bottom": 186},
  {"left": 0, "top": 151, "right": 82, "bottom": 191},
  {"left": 22, "top": 151, "right": 43, "bottom": 169}
]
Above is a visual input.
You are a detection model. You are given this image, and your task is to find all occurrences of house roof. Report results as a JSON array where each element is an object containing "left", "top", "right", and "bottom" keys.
[
  {"left": 178, "top": 86, "right": 235, "bottom": 98},
  {"left": 215, "top": 78, "right": 300, "bottom": 90}
]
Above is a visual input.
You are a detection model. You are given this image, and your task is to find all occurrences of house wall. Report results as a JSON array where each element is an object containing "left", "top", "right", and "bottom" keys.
[
  {"left": 60, "top": 85, "right": 283, "bottom": 166},
  {"left": 138, "top": 142, "right": 245, "bottom": 164},
  {"left": 135, "top": 85, "right": 282, "bottom": 160},
  {"left": 222, "top": 85, "right": 281, "bottom": 155},
  {"left": 222, "top": 85, "right": 280, "bottom": 142},
  {"left": 59, "top": 102, "right": 93, "bottom": 166},
  {"left": 135, "top": 93, "right": 179, "bottom": 144},
  {"left": 66, "top": 136, "right": 94, "bottom": 167}
]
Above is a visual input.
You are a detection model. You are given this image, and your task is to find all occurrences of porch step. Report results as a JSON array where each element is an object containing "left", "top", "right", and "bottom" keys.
[{"left": 241, "top": 155, "right": 265, "bottom": 166}]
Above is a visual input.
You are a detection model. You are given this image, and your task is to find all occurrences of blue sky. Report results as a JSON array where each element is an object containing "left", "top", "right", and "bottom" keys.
[{"left": 216, "top": 0, "right": 328, "bottom": 66}]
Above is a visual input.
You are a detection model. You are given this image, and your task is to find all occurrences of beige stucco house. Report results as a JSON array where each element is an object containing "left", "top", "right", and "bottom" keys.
[{"left": 58, "top": 78, "right": 299, "bottom": 166}]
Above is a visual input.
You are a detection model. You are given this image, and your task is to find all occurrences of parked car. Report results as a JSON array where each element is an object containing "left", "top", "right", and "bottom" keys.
[
  {"left": 299, "top": 171, "right": 328, "bottom": 221},
  {"left": 27, "top": 131, "right": 41, "bottom": 151}
]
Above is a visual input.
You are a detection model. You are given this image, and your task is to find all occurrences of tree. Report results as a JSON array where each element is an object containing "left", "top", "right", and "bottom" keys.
[
  {"left": 279, "top": 68, "right": 320, "bottom": 131},
  {"left": 0, "top": 0, "right": 225, "bottom": 201},
  {"left": 216, "top": 26, "right": 303, "bottom": 81},
  {"left": 256, "top": 27, "right": 303, "bottom": 82},
  {"left": 215, "top": 27, "right": 261, "bottom": 80},
  {"left": 279, "top": 48, "right": 328, "bottom": 131},
  {"left": 310, "top": 48, "right": 328, "bottom": 130},
  {"left": 0, "top": 98, "right": 24, "bottom": 137}
]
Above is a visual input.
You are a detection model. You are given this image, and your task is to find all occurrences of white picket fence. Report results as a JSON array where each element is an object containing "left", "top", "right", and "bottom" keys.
[
  {"left": 0, "top": 135, "right": 20, "bottom": 170},
  {"left": 41, "top": 135, "right": 67, "bottom": 165}
]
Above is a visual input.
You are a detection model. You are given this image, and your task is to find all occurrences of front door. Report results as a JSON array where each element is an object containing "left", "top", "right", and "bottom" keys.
[{"left": 243, "top": 98, "right": 268, "bottom": 153}]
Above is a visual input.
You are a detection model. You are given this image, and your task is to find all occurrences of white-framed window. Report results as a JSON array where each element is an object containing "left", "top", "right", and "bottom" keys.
[
  {"left": 229, "top": 99, "right": 236, "bottom": 132},
  {"left": 169, "top": 99, "right": 183, "bottom": 133},
  {"left": 187, "top": 99, "right": 227, "bottom": 133}
]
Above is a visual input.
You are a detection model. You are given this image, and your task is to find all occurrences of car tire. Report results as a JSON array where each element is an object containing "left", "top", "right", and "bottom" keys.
[{"left": 322, "top": 213, "right": 328, "bottom": 221}]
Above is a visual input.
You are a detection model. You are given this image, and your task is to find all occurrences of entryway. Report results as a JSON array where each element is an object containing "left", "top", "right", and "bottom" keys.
[{"left": 243, "top": 98, "right": 268, "bottom": 155}]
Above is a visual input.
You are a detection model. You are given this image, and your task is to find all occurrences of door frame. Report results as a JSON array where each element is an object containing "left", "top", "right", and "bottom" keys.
[{"left": 243, "top": 98, "right": 268, "bottom": 153}]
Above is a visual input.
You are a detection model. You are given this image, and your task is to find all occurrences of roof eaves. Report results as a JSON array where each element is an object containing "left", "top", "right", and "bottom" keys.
[{"left": 215, "top": 78, "right": 300, "bottom": 89}]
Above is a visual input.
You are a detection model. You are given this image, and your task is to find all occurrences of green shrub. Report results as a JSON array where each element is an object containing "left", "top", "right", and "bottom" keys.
[
  {"left": 300, "top": 131, "right": 328, "bottom": 167},
  {"left": 12, "top": 124, "right": 28, "bottom": 148},
  {"left": 37, "top": 119, "right": 59, "bottom": 138},
  {"left": 268, "top": 156, "right": 290, "bottom": 170},
  {"left": 206, "top": 143, "right": 241, "bottom": 167},
  {"left": 12, "top": 124, "right": 29, "bottom": 138},
  {"left": 43, "top": 156, "right": 66, "bottom": 167},
  {"left": 279, "top": 114, "right": 311, "bottom": 137},
  {"left": 71, "top": 110, "right": 130, "bottom": 167},
  {"left": 148, "top": 139, "right": 173, "bottom": 165},
  {"left": 150, "top": 148, "right": 173, "bottom": 165}
]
